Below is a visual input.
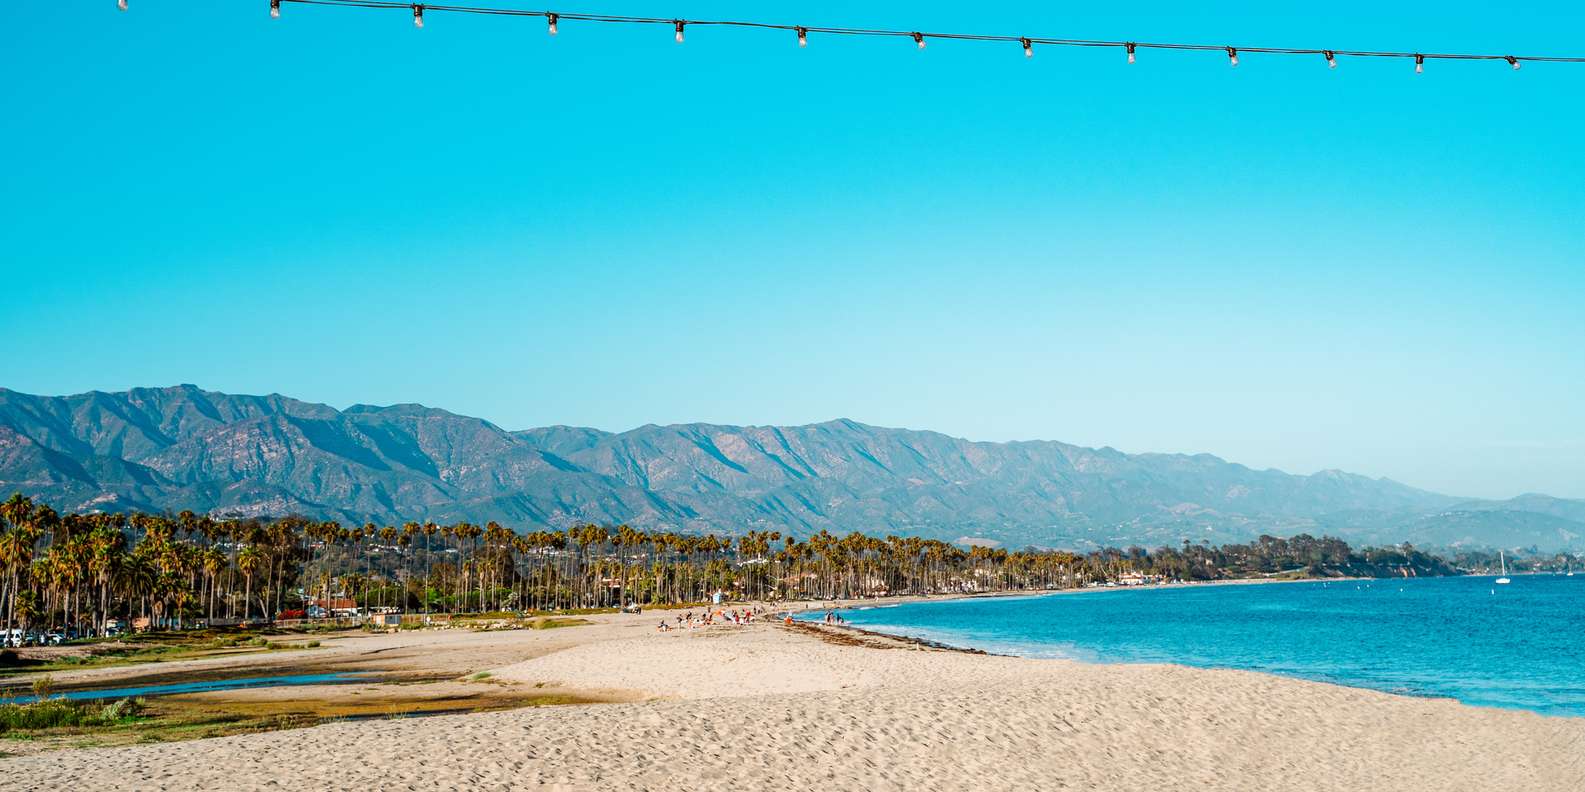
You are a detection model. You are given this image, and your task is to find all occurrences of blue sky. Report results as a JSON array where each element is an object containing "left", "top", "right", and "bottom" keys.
[{"left": 2, "top": 2, "right": 1583, "bottom": 499}]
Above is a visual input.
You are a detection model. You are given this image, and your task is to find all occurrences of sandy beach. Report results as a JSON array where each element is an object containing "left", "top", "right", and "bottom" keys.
[{"left": 2, "top": 609, "right": 1582, "bottom": 791}]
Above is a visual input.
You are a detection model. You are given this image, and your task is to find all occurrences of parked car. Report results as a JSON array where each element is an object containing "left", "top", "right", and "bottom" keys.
[{"left": 0, "top": 628, "right": 22, "bottom": 647}]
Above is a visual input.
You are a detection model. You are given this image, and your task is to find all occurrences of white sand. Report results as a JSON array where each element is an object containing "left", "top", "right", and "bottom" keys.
[{"left": 3, "top": 614, "right": 1582, "bottom": 790}]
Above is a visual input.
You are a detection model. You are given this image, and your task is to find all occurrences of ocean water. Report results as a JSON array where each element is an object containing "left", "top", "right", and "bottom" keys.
[{"left": 813, "top": 575, "right": 1585, "bottom": 717}]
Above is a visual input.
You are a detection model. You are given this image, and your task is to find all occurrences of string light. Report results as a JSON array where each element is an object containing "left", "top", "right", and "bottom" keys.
[{"left": 243, "top": 2, "right": 1585, "bottom": 74}]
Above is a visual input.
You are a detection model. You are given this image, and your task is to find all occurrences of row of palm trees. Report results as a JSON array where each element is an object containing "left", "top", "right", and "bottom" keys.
[{"left": 0, "top": 492, "right": 1479, "bottom": 638}]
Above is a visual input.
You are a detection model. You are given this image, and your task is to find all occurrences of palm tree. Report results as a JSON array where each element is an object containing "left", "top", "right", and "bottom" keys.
[
  {"left": 88, "top": 522, "right": 125, "bottom": 635},
  {"left": 201, "top": 546, "right": 225, "bottom": 623},
  {"left": 0, "top": 494, "right": 46, "bottom": 637},
  {"left": 238, "top": 545, "right": 264, "bottom": 622}
]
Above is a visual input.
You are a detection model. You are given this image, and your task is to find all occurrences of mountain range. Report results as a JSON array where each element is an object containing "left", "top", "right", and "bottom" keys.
[{"left": 2, "top": 385, "right": 1581, "bottom": 551}]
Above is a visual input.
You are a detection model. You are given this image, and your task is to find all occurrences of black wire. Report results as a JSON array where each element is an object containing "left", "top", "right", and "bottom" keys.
[{"left": 277, "top": 0, "right": 1585, "bottom": 64}]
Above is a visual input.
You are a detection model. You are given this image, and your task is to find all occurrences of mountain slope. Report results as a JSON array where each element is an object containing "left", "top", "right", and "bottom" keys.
[{"left": 1, "top": 385, "right": 1579, "bottom": 550}]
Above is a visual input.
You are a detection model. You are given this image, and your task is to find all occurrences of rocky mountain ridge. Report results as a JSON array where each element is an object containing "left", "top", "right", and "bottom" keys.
[{"left": 2, "top": 385, "right": 1579, "bottom": 550}]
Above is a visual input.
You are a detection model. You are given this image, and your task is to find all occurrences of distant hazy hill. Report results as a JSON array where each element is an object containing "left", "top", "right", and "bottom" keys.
[{"left": 2, "top": 385, "right": 1580, "bottom": 551}]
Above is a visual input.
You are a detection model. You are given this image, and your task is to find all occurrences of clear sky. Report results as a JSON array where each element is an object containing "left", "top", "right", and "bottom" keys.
[{"left": 3, "top": 2, "right": 1583, "bottom": 500}]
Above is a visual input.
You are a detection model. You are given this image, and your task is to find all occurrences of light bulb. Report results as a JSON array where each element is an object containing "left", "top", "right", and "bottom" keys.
[
  {"left": 118, "top": 0, "right": 127, "bottom": 10},
  {"left": 413, "top": 4, "right": 424, "bottom": 29},
  {"left": 270, "top": 0, "right": 280, "bottom": 19},
  {"left": 1322, "top": 51, "right": 1335, "bottom": 69},
  {"left": 796, "top": 27, "right": 807, "bottom": 48},
  {"left": 674, "top": 21, "right": 685, "bottom": 44},
  {"left": 1506, "top": 56, "right": 1520, "bottom": 70},
  {"left": 1022, "top": 38, "right": 1033, "bottom": 58},
  {"left": 1414, "top": 54, "right": 1423, "bottom": 74},
  {"left": 912, "top": 32, "right": 925, "bottom": 50},
  {"left": 1126, "top": 43, "right": 1136, "bottom": 64},
  {"left": 1227, "top": 47, "right": 1238, "bottom": 67},
  {"left": 547, "top": 13, "right": 557, "bottom": 36}
]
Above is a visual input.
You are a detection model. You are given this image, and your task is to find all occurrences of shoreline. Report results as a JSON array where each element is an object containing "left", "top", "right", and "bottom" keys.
[
  {"left": 0, "top": 575, "right": 1507, "bottom": 707},
  {"left": 1, "top": 610, "right": 1581, "bottom": 789},
  {"left": 777, "top": 572, "right": 1350, "bottom": 614},
  {"left": 790, "top": 575, "right": 1583, "bottom": 720},
  {"left": 0, "top": 576, "right": 1413, "bottom": 701}
]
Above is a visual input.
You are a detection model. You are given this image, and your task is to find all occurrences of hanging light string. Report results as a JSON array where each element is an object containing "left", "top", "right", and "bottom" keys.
[{"left": 231, "top": 0, "right": 1585, "bottom": 69}]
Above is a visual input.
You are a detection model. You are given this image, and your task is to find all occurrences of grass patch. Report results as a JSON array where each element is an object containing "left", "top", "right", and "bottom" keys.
[
  {"left": 446, "top": 615, "right": 594, "bottom": 632},
  {"left": 0, "top": 680, "right": 602, "bottom": 753},
  {"left": 0, "top": 697, "right": 146, "bottom": 733},
  {"left": 522, "top": 607, "right": 621, "bottom": 616},
  {"left": 0, "top": 630, "right": 331, "bottom": 680},
  {"left": 529, "top": 617, "right": 591, "bottom": 630}
]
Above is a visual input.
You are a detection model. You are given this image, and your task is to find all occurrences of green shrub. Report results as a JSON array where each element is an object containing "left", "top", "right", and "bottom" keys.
[
  {"left": 305, "top": 640, "right": 320, "bottom": 648},
  {"left": 97, "top": 697, "right": 144, "bottom": 722},
  {"left": 0, "top": 696, "right": 147, "bottom": 733},
  {"left": 0, "top": 700, "right": 82, "bottom": 731}
]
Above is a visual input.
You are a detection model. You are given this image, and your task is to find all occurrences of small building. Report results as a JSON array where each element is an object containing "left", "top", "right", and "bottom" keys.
[{"left": 308, "top": 598, "right": 359, "bottom": 618}]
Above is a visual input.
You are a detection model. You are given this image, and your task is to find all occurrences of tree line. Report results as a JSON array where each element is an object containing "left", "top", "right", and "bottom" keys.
[{"left": 0, "top": 493, "right": 1547, "bottom": 639}]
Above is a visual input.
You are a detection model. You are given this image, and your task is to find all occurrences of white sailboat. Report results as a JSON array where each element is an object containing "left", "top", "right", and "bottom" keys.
[{"left": 1495, "top": 550, "right": 1511, "bottom": 585}]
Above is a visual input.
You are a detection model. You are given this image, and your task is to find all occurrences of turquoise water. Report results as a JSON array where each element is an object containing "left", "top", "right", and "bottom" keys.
[{"left": 813, "top": 575, "right": 1585, "bottom": 717}]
